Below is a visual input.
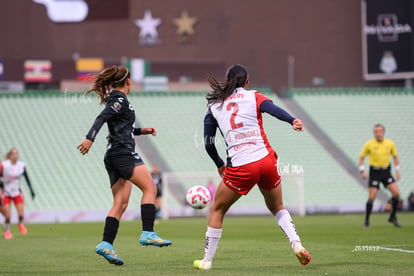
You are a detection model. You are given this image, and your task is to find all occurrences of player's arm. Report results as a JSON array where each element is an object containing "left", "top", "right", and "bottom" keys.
[
  {"left": 359, "top": 143, "right": 369, "bottom": 179},
  {"left": 358, "top": 156, "right": 367, "bottom": 179},
  {"left": 204, "top": 109, "right": 225, "bottom": 176},
  {"left": 259, "top": 100, "right": 303, "bottom": 131},
  {"left": 134, "top": 127, "right": 157, "bottom": 136},
  {"left": 390, "top": 142, "right": 400, "bottom": 181},
  {"left": 23, "top": 167, "right": 35, "bottom": 200},
  {"left": 77, "top": 100, "right": 118, "bottom": 155},
  {"left": 393, "top": 155, "right": 400, "bottom": 181}
]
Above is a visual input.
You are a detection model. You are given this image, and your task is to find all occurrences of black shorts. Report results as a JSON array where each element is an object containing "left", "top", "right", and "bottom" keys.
[
  {"left": 104, "top": 150, "right": 144, "bottom": 186},
  {"left": 368, "top": 166, "right": 395, "bottom": 189}
]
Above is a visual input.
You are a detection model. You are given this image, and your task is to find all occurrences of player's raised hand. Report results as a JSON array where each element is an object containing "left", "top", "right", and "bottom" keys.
[
  {"left": 292, "top": 119, "right": 303, "bottom": 131},
  {"left": 141, "top": 127, "right": 157, "bottom": 136},
  {"left": 77, "top": 139, "right": 93, "bottom": 155}
]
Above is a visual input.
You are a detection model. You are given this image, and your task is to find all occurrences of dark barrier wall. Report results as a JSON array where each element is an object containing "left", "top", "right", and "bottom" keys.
[{"left": 0, "top": 0, "right": 365, "bottom": 90}]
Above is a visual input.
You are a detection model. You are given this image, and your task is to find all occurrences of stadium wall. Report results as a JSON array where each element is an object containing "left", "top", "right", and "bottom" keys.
[{"left": 0, "top": 0, "right": 368, "bottom": 90}]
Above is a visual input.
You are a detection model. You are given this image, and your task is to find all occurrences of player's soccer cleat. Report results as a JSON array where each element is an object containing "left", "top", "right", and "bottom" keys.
[
  {"left": 388, "top": 217, "right": 402, "bottom": 228},
  {"left": 293, "top": 242, "right": 311, "bottom": 266},
  {"left": 139, "top": 231, "right": 172, "bottom": 247},
  {"left": 193, "top": 259, "right": 212, "bottom": 270},
  {"left": 364, "top": 221, "right": 370, "bottom": 229},
  {"left": 4, "top": 230, "right": 13, "bottom": 239},
  {"left": 295, "top": 248, "right": 312, "bottom": 266},
  {"left": 95, "top": 241, "right": 124, "bottom": 265},
  {"left": 18, "top": 224, "right": 28, "bottom": 235}
]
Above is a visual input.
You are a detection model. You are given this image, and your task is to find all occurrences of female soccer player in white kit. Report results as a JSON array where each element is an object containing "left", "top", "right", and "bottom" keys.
[
  {"left": 0, "top": 148, "right": 35, "bottom": 239},
  {"left": 194, "top": 64, "right": 311, "bottom": 270}
]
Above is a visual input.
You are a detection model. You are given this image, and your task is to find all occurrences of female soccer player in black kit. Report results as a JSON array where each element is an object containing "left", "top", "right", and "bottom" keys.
[{"left": 77, "top": 65, "right": 171, "bottom": 266}]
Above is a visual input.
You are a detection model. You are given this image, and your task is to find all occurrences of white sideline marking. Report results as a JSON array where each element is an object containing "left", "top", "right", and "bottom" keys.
[{"left": 378, "top": 247, "right": 414, "bottom": 254}]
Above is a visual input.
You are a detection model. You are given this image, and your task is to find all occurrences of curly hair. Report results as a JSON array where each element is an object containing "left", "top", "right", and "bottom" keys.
[{"left": 85, "top": 65, "right": 130, "bottom": 104}]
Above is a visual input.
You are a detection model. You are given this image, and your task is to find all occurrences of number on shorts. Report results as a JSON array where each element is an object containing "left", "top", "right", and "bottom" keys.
[{"left": 226, "top": 102, "right": 243, "bottom": 129}]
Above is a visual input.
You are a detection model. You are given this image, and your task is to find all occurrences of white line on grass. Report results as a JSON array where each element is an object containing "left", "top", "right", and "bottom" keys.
[{"left": 378, "top": 247, "right": 414, "bottom": 254}]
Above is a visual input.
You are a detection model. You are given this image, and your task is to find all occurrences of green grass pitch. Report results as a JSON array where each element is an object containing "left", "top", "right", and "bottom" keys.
[{"left": 0, "top": 213, "right": 413, "bottom": 275}]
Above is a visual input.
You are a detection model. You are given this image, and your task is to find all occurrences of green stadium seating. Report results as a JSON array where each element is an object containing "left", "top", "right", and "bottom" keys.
[
  {"left": 129, "top": 91, "right": 367, "bottom": 210},
  {"left": 291, "top": 87, "right": 414, "bottom": 208},
  {"left": 0, "top": 93, "right": 112, "bottom": 214},
  {"left": 2, "top": 88, "right": 410, "bottom": 220}
]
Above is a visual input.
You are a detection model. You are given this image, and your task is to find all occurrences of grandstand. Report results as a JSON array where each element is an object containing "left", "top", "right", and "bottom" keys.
[
  {"left": 289, "top": 88, "right": 414, "bottom": 209},
  {"left": 0, "top": 88, "right": 412, "bottom": 222}
]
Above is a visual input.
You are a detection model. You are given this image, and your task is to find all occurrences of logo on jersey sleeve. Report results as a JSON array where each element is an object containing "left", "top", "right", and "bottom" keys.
[{"left": 111, "top": 101, "right": 122, "bottom": 112}]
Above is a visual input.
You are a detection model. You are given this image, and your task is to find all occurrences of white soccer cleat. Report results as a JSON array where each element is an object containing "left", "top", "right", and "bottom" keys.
[{"left": 193, "top": 259, "right": 212, "bottom": 270}]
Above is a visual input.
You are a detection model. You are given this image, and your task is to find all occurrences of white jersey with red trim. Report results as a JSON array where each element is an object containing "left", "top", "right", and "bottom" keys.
[
  {"left": 1, "top": 159, "right": 25, "bottom": 197},
  {"left": 209, "top": 88, "right": 273, "bottom": 167}
]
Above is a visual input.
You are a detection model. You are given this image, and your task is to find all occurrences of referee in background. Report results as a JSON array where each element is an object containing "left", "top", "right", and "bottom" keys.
[{"left": 359, "top": 124, "right": 401, "bottom": 228}]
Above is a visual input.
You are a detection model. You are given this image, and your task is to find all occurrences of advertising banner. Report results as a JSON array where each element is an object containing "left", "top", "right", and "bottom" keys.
[{"left": 362, "top": 0, "right": 414, "bottom": 80}]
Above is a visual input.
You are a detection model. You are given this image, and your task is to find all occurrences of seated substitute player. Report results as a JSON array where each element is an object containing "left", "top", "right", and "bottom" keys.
[
  {"left": 77, "top": 65, "right": 172, "bottom": 266},
  {"left": 193, "top": 64, "right": 311, "bottom": 270},
  {"left": 0, "top": 148, "right": 35, "bottom": 239},
  {"left": 359, "top": 124, "right": 401, "bottom": 228}
]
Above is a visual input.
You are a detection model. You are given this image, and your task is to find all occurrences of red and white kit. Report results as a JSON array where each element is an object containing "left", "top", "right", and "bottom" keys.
[
  {"left": 209, "top": 88, "right": 273, "bottom": 167},
  {"left": 0, "top": 159, "right": 26, "bottom": 204},
  {"left": 209, "top": 88, "right": 280, "bottom": 195}
]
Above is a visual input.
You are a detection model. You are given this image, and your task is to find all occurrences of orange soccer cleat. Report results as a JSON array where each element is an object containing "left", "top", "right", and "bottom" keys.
[
  {"left": 18, "top": 224, "right": 28, "bottom": 235},
  {"left": 4, "top": 230, "right": 13, "bottom": 239}
]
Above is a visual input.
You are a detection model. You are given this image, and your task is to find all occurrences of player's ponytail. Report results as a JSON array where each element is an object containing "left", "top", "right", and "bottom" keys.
[
  {"left": 206, "top": 64, "right": 248, "bottom": 105},
  {"left": 85, "top": 65, "right": 130, "bottom": 104}
]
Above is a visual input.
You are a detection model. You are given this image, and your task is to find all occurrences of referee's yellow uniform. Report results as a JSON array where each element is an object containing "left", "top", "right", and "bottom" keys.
[
  {"left": 360, "top": 138, "right": 397, "bottom": 169},
  {"left": 361, "top": 135, "right": 401, "bottom": 227}
]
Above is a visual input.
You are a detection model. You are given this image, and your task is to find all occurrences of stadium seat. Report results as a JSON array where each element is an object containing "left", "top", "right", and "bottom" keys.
[
  {"left": 291, "top": 87, "right": 414, "bottom": 208},
  {"left": 1, "top": 88, "right": 411, "bottom": 218}
]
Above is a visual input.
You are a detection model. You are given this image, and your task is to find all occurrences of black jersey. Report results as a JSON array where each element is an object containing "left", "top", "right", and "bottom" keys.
[{"left": 86, "top": 90, "right": 141, "bottom": 153}]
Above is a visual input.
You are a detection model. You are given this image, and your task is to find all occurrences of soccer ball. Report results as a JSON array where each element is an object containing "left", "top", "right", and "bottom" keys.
[{"left": 186, "top": 185, "right": 211, "bottom": 209}]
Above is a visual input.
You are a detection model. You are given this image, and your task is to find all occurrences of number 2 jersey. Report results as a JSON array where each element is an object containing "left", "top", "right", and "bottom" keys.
[{"left": 204, "top": 87, "right": 296, "bottom": 167}]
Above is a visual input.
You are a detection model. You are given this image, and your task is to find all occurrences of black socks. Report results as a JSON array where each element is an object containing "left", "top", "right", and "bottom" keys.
[
  {"left": 390, "top": 196, "right": 399, "bottom": 218},
  {"left": 102, "top": 216, "right": 119, "bottom": 244},
  {"left": 141, "top": 204, "right": 156, "bottom": 232},
  {"left": 101, "top": 204, "right": 156, "bottom": 245},
  {"left": 365, "top": 200, "right": 373, "bottom": 223}
]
